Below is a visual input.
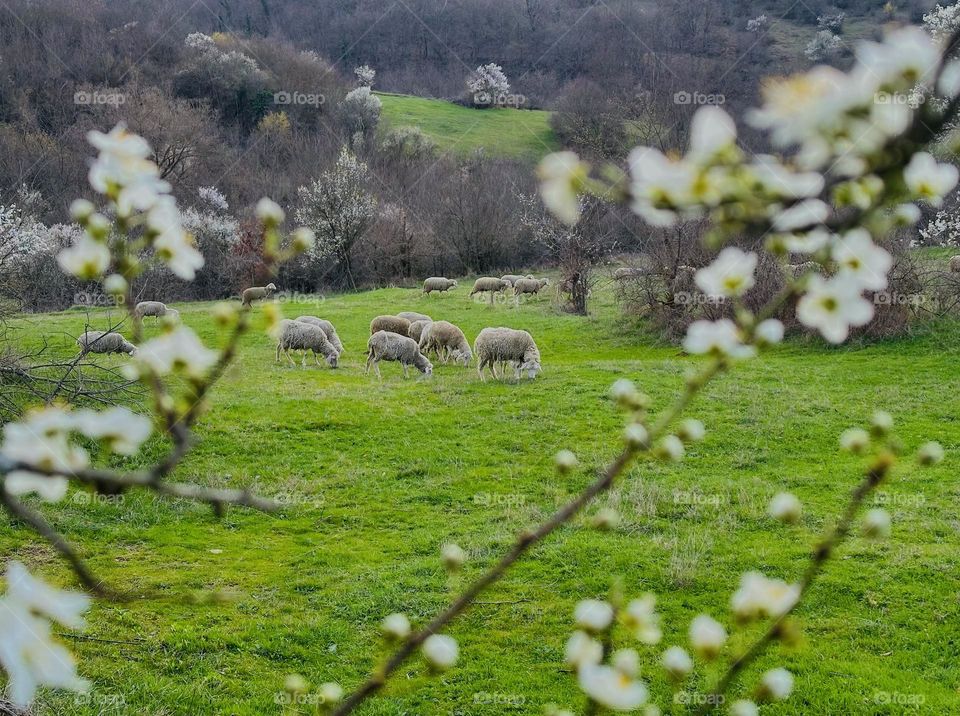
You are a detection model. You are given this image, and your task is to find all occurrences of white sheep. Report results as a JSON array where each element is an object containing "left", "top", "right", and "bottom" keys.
[
  {"left": 366, "top": 330, "right": 433, "bottom": 379},
  {"left": 275, "top": 319, "right": 339, "bottom": 368},
  {"left": 469, "top": 277, "right": 509, "bottom": 303},
  {"left": 76, "top": 331, "right": 137, "bottom": 356},
  {"left": 419, "top": 320, "right": 472, "bottom": 366},
  {"left": 295, "top": 316, "right": 344, "bottom": 355},
  {"left": 613, "top": 267, "right": 645, "bottom": 280},
  {"left": 513, "top": 277, "right": 550, "bottom": 298},
  {"left": 134, "top": 301, "right": 180, "bottom": 322},
  {"left": 501, "top": 274, "right": 534, "bottom": 287},
  {"left": 408, "top": 319, "right": 432, "bottom": 343},
  {"left": 950, "top": 255, "right": 960, "bottom": 273},
  {"left": 474, "top": 327, "right": 541, "bottom": 381},
  {"left": 371, "top": 315, "right": 411, "bottom": 335},
  {"left": 242, "top": 283, "right": 277, "bottom": 307},
  {"left": 423, "top": 277, "right": 458, "bottom": 294},
  {"left": 397, "top": 311, "right": 432, "bottom": 323}
]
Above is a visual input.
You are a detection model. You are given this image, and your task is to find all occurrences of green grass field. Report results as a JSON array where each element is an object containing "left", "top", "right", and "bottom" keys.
[
  {"left": 5, "top": 279, "right": 960, "bottom": 714},
  {"left": 377, "top": 93, "right": 559, "bottom": 162}
]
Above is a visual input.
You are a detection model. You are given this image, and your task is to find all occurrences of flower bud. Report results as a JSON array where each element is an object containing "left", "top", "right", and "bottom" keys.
[
  {"left": 661, "top": 646, "right": 692, "bottom": 680},
  {"left": 870, "top": 411, "right": 893, "bottom": 437},
  {"left": 284, "top": 673, "right": 308, "bottom": 694},
  {"left": 917, "top": 441, "right": 944, "bottom": 466},
  {"left": 655, "top": 435, "right": 684, "bottom": 462},
  {"left": 70, "top": 199, "right": 95, "bottom": 222},
  {"left": 676, "top": 418, "right": 705, "bottom": 443},
  {"left": 255, "top": 198, "right": 285, "bottom": 225},
  {"left": 422, "top": 634, "right": 458, "bottom": 671},
  {"left": 610, "top": 378, "right": 648, "bottom": 409},
  {"left": 440, "top": 543, "right": 466, "bottom": 571},
  {"left": 213, "top": 302, "right": 237, "bottom": 326},
  {"left": 757, "top": 668, "right": 793, "bottom": 701},
  {"left": 862, "top": 508, "right": 891, "bottom": 538},
  {"left": 86, "top": 213, "right": 111, "bottom": 240},
  {"left": 554, "top": 449, "right": 578, "bottom": 474},
  {"left": 381, "top": 612, "right": 411, "bottom": 640},
  {"left": 768, "top": 492, "right": 802, "bottom": 524},
  {"left": 591, "top": 507, "right": 619, "bottom": 530},
  {"left": 839, "top": 428, "right": 869, "bottom": 454},
  {"left": 103, "top": 274, "right": 127, "bottom": 296},
  {"left": 623, "top": 423, "right": 650, "bottom": 449},
  {"left": 318, "top": 682, "right": 343, "bottom": 704},
  {"left": 291, "top": 227, "right": 316, "bottom": 253}
]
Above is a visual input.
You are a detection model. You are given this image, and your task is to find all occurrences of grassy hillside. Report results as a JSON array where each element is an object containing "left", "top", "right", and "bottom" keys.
[
  {"left": 5, "top": 281, "right": 960, "bottom": 714},
  {"left": 377, "top": 92, "right": 559, "bottom": 162}
]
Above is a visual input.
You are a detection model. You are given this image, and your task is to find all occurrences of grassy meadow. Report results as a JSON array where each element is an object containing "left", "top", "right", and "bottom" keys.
[
  {"left": 376, "top": 92, "right": 559, "bottom": 162},
  {"left": 4, "top": 278, "right": 960, "bottom": 715}
]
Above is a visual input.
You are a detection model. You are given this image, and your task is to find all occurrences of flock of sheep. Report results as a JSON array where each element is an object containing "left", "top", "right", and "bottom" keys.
[{"left": 76, "top": 274, "right": 546, "bottom": 382}]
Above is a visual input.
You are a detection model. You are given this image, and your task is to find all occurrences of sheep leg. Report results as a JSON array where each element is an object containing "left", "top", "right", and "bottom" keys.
[
  {"left": 374, "top": 361, "right": 382, "bottom": 380},
  {"left": 403, "top": 363, "right": 409, "bottom": 379},
  {"left": 275, "top": 343, "right": 281, "bottom": 363},
  {"left": 365, "top": 353, "right": 373, "bottom": 374},
  {"left": 301, "top": 350, "right": 308, "bottom": 368},
  {"left": 314, "top": 351, "right": 322, "bottom": 367},
  {"left": 284, "top": 348, "right": 297, "bottom": 367},
  {"left": 477, "top": 358, "right": 487, "bottom": 382}
]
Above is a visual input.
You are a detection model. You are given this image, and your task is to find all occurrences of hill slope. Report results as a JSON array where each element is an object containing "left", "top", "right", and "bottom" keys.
[{"left": 377, "top": 92, "right": 559, "bottom": 162}]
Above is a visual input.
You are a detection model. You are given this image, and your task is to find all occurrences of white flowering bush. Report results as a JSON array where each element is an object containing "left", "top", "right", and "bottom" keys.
[
  {"left": 804, "top": 30, "right": 843, "bottom": 61},
  {"left": 294, "top": 147, "right": 376, "bottom": 288},
  {"left": 746, "top": 14, "right": 769, "bottom": 33},
  {"left": 339, "top": 86, "right": 382, "bottom": 137},
  {"left": 0, "top": 124, "right": 313, "bottom": 707},
  {"left": 924, "top": 2, "right": 960, "bottom": 44},
  {"left": 466, "top": 62, "right": 510, "bottom": 106},
  {"left": 354, "top": 64, "right": 375, "bottom": 87}
]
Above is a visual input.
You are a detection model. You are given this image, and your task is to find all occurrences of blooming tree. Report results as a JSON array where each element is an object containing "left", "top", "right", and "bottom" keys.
[
  {"left": 354, "top": 64, "right": 376, "bottom": 87},
  {"left": 466, "top": 62, "right": 510, "bottom": 106},
  {"left": 339, "top": 86, "right": 382, "bottom": 137},
  {"left": 295, "top": 147, "right": 377, "bottom": 288}
]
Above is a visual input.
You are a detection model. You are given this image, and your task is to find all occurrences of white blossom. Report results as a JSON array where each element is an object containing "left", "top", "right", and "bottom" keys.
[
  {"left": 904, "top": 152, "right": 959, "bottom": 207},
  {"left": 695, "top": 247, "right": 757, "bottom": 297},
  {"left": 565, "top": 630, "right": 602, "bottom": 668},
  {"left": 731, "top": 699, "right": 760, "bottom": 716},
  {"left": 839, "top": 427, "right": 870, "bottom": 453},
  {"left": 731, "top": 572, "right": 800, "bottom": 620},
  {"left": 682, "top": 320, "right": 756, "bottom": 358},
  {"left": 440, "top": 543, "right": 467, "bottom": 570},
  {"left": 661, "top": 646, "right": 693, "bottom": 678},
  {"left": 537, "top": 152, "right": 589, "bottom": 225},
  {"left": 796, "top": 274, "right": 874, "bottom": 343},
  {"left": 0, "top": 562, "right": 90, "bottom": 706},
  {"left": 133, "top": 326, "right": 218, "bottom": 379},
  {"left": 755, "top": 319, "right": 785, "bottom": 345},
  {"left": 623, "top": 595, "right": 661, "bottom": 644},
  {"left": 574, "top": 599, "right": 614, "bottom": 632},
  {"left": 56, "top": 234, "right": 111, "bottom": 279},
  {"left": 577, "top": 664, "right": 648, "bottom": 711},
  {"left": 830, "top": 229, "right": 892, "bottom": 291},
  {"left": 688, "top": 614, "right": 726, "bottom": 659},
  {"left": 772, "top": 199, "right": 829, "bottom": 232}
]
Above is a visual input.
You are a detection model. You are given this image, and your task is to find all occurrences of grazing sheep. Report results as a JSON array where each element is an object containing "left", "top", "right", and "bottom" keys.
[
  {"left": 614, "top": 267, "right": 645, "bottom": 280},
  {"left": 423, "top": 277, "right": 458, "bottom": 294},
  {"left": 242, "top": 283, "right": 277, "bottom": 307},
  {"left": 470, "top": 277, "right": 509, "bottom": 303},
  {"left": 408, "top": 319, "right": 432, "bottom": 343},
  {"left": 419, "top": 320, "right": 472, "bottom": 366},
  {"left": 366, "top": 330, "right": 433, "bottom": 379},
  {"left": 670, "top": 265, "right": 697, "bottom": 296},
  {"left": 786, "top": 261, "right": 823, "bottom": 279},
  {"left": 295, "top": 316, "right": 344, "bottom": 355},
  {"left": 275, "top": 319, "right": 339, "bottom": 368},
  {"left": 370, "top": 315, "right": 411, "bottom": 335},
  {"left": 501, "top": 274, "right": 534, "bottom": 287},
  {"left": 474, "top": 327, "right": 541, "bottom": 381},
  {"left": 134, "top": 301, "right": 180, "bottom": 322},
  {"left": 513, "top": 277, "right": 550, "bottom": 297},
  {"left": 950, "top": 255, "right": 960, "bottom": 273},
  {"left": 77, "top": 331, "right": 137, "bottom": 356},
  {"left": 397, "top": 311, "right": 432, "bottom": 323}
]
